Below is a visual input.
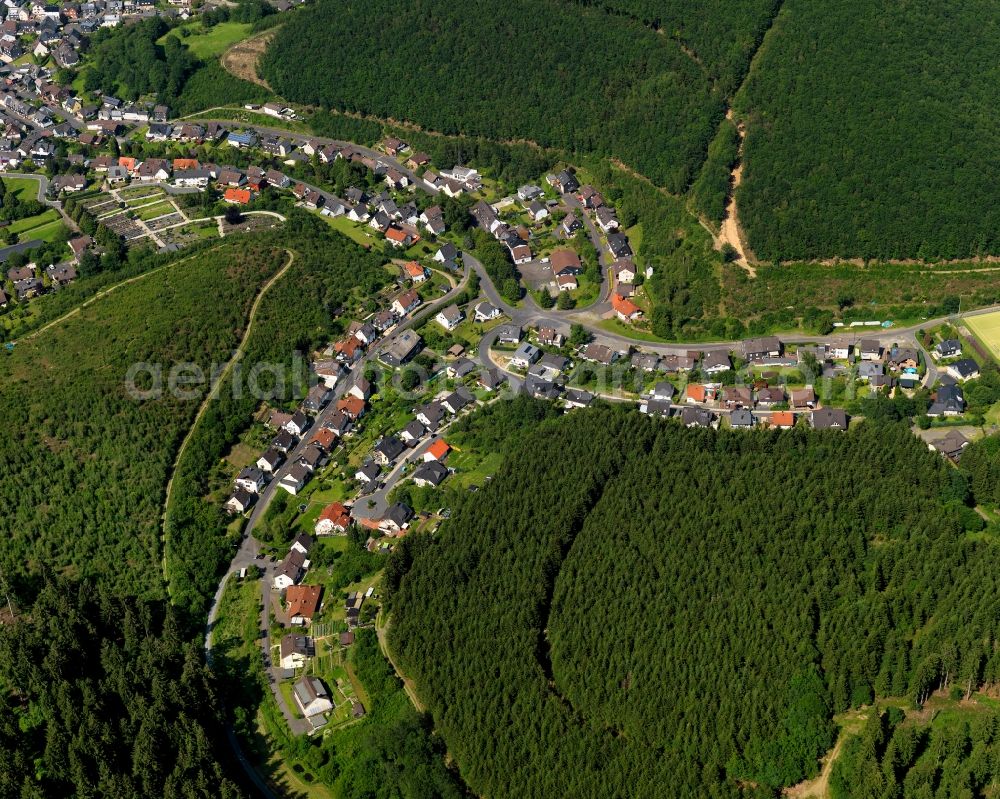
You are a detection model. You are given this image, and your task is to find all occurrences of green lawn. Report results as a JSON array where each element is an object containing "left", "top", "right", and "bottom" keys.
[
  {"left": 160, "top": 21, "right": 253, "bottom": 59},
  {"left": 3, "top": 177, "right": 41, "bottom": 203},
  {"left": 6, "top": 210, "right": 66, "bottom": 244},
  {"left": 322, "top": 214, "right": 382, "bottom": 250},
  {"left": 135, "top": 201, "right": 177, "bottom": 221}
]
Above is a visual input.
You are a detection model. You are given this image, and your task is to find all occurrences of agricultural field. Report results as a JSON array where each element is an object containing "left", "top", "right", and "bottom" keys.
[
  {"left": 736, "top": 0, "right": 1000, "bottom": 262},
  {"left": 965, "top": 310, "right": 1000, "bottom": 361}
]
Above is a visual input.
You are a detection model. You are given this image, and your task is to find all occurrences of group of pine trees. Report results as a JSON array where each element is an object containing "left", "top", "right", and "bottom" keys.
[{"left": 388, "top": 406, "right": 1000, "bottom": 797}]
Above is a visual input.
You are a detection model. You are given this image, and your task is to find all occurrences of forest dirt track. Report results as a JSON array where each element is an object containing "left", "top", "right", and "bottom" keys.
[
  {"left": 784, "top": 708, "right": 868, "bottom": 798},
  {"left": 160, "top": 249, "right": 295, "bottom": 583}
]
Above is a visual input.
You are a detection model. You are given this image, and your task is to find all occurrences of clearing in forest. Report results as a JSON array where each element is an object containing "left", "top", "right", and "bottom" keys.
[{"left": 221, "top": 29, "right": 276, "bottom": 89}]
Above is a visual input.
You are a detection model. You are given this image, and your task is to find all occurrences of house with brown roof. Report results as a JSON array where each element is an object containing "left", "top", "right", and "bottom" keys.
[
  {"left": 790, "top": 387, "right": 816, "bottom": 409},
  {"left": 315, "top": 502, "right": 351, "bottom": 535},
  {"left": 285, "top": 584, "right": 322, "bottom": 625}
]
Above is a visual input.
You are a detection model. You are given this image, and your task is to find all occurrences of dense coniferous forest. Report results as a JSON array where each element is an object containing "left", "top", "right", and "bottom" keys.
[
  {"left": 568, "top": 0, "right": 782, "bottom": 94},
  {"left": 0, "top": 241, "right": 283, "bottom": 599},
  {"left": 0, "top": 581, "right": 243, "bottom": 798},
  {"left": 260, "top": 0, "right": 722, "bottom": 192},
  {"left": 388, "top": 408, "right": 1000, "bottom": 797},
  {"left": 736, "top": 0, "right": 1000, "bottom": 261}
]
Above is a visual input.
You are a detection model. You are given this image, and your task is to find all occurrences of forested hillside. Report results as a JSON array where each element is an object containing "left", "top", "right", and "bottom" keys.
[
  {"left": 0, "top": 241, "right": 284, "bottom": 599},
  {"left": 736, "top": 0, "right": 1000, "bottom": 261},
  {"left": 0, "top": 580, "right": 243, "bottom": 798},
  {"left": 568, "top": 0, "right": 781, "bottom": 93},
  {"left": 259, "top": 0, "right": 722, "bottom": 192},
  {"left": 388, "top": 408, "right": 1000, "bottom": 797}
]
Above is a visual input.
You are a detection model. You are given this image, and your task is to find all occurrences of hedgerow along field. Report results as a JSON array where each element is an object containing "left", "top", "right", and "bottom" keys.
[
  {"left": 735, "top": 0, "right": 1000, "bottom": 262},
  {"left": 387, "top": 406, "right": 1000, "bottom": 798},
  {"left": 0, "top": 240, "right": 286, "bottom": 599}
]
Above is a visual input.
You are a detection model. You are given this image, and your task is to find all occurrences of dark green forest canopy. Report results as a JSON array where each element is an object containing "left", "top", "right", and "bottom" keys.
[
  {"left": 388, "top": 408, "right": 1000, "bottom": 797},
  {"left": 736, "top": 0, "right": 1000, "bottom": 262},
  {"left": 0, "top": 581, "right": 244, "bottom": 798},
  {"left": 0, "top": 241, "right": 285, "bottom": 598},
  {"left": 567, "top": 0, "right": 782, "bottom": 94},
  {"left": 260, "top": 0, "right": 723, "bottom": 192}
]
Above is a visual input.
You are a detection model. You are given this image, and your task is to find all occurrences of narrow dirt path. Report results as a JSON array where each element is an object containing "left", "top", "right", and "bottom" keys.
[
  {"left": 375, "top": 612, "right": 426, "bottom": 713},
  {"left": 160, "top": 249, "right": 296, "bottom": 583},
  {"left": 784, "top": 708, "right": 868, "bottom": 798}
]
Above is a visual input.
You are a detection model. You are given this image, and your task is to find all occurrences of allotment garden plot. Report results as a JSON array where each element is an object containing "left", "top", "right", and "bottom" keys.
[{"left": 79, "top": 186, "right": 211, "bottom": 248}]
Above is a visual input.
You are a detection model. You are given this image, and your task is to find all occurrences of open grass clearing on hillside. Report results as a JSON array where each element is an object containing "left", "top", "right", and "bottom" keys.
[{"left": 159, "top": 21, "right": 253, "bottom": 59}]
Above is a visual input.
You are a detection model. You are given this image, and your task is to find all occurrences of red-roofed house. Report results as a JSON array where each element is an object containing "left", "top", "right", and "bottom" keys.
[
  {"left": 769, "top": 411, "right": 796, "bottom": 429},
  {"left": 224, "top": 187, "right": 252, "bottom": 204},
  {"left": 611, "top": 293, "right": 642, "bottom": 322},
  {"left": 315, "top": 502, "right": 352, "bottom": 535},
  {"left": 336, "top": 396, "right": 366, "bottom": 419},
  {"left": 402, "top": 261, "right": 428, "bottom": 283},
  {"left": 423, "top": 439, "right": 451, "bottom": 462},
  {"left": 285, "top": 584, "right": 322, "bottom": 626}
]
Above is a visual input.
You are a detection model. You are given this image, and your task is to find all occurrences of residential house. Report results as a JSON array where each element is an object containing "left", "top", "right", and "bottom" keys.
[
  {"left": 279, "top": 635, "right": 314, "bottom": 670},
  {"left": 416, "top": 402, "right": 445, "bottom": 430},
  {"left": 435, "top": 304, "right": 464, "bottom": 331},
  {"left": 769, "top": 411, "right": 796, "bottom": 429},
  {"left": 272, "top": 549, "right": 307, "bottom": 590},
  {"left": 935, "top": 339, "right": 962, "bottom": 359},
  {"left": 402, "top": 260, "right": 428, "bottom": 283},
  {"left": 561, "top": 212, "right": 582, "bottom": 236},
  {"left": 355, "top": 462, "right": 381, "bottom": 485},
  {"left": 278, "top": 463, "right": 311, "bottom": 496},
  {"left": 701, "top": 351, "right": 732, "bottom": 374},
  {"left": 235, "top": 466, "right": 265, "bottom": 494},
  {"left": 755, "top": 386, "right": 785, "bottom": 407},
  {"left": 510, "top": 341, "right": 541, "bottom": 369},
  {"left": 412, "top": 460, "right": 448, "bottom": 487},
  {"left": 888, "top": 346, "right": 920, "bottom": 371},
  {"left": 474, "top": 300, "right": 501, "bottom": 322},
  {"left": 607, "top": 233, "right": 632, "bottom": 259},
  {"left": 581, "top": 343, "right": 618, "bottom": 365},
  {"left": 391, "top": 289, "right": 421, "bottom": 317},
  {"left": 442, "top": 387, "right": 475, "bottom": 415},
  {"left": 789, "top": 387, "right": 816, "bottom": 409},
  {"left": 740, "top": 336, "right": 782, "bottom": 362},
  {"left": 372, "top": 436, "right": 406, "bottom": 466},
  {"left": 721, "top": 386, "right": 753, "bottom": 409},
  {"left": 681, "top": 407, "right": 716, "bottom": 428},
  {"left": 284, "top": 411, "right": 311, "bottom": 437},
  {"left": 550, "top": 249, "right": 582, "bottom": 277},
  {"left": 928, "top": 429, "right": 971, "bottom": 463},
  {"left": 610, "top": 259, "right": 636, "bottom": 285},
  {"left": 225, "top": 488, "right": 255, "bottom": 515},
  {"left": 730, "top": 409, "right": 755, "bottom": 429},
  {"left": 611, "top": 293, "right": 642, "bottom": 322},
  {"left": 595, "top": 206, "right": 619, "bottom": 233},
  {"left": 928, "top": 384, "right": 966, "bottom": 417},
  {"left": 293, "top": 677, "right": 333, "bottom": 718},
  {"left": 381, "top": 330, "right": 422, "bottom": 367},
  {"left": 303, "top": 383, "right": 331, "bottom": 412},
  {"left": 947, "top": 358, "right": 980, "bottom": 382},
  {"left": 811, "top": 408, "right": 848, "bottom": 430},
  {"left": 423, "top": 438, "right": 450, "bottom": 462},
  {"left": 286, "top": 583, "right": 321, "bottom": 626},
  {"left": 563, "top": 388, "right": 595, "bottom": 409},
  {"left": 400, "top": 419, "right": 426, "bottom": 445},
  {"left": 257, "top": 448, "right": 284, "bottom": 474},
  {"left": 381, "top": 503, "right": 413, "bottom": 535}
]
